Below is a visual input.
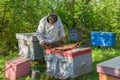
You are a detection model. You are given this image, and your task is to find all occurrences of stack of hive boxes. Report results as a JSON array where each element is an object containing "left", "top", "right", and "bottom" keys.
[{"left": 5, "top": 31, "right": 93, "bottom": 80}]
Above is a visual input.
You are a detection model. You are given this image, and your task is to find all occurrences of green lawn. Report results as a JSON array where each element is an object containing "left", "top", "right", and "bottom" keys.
[{"left": 0, "top": 47, "right": 120, "bottom": 80}]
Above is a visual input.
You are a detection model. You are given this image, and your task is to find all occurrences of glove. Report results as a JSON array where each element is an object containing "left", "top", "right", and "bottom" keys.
[{"left": 61, "top": 36, "right": 66, "bottom": 43}]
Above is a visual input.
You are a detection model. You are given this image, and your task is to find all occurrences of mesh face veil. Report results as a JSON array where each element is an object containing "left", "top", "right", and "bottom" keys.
[{"left": 47, "top": 14, "right": 58, "bottom": 24}]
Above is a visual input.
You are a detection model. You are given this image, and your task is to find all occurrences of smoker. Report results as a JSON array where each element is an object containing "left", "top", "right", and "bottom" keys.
[{"left": 16, "top": 33, "right": 44, "bottom": 60}]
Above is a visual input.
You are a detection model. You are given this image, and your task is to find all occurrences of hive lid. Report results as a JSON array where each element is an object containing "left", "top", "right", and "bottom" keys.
[
  {"left": 91, "top": 31, "right": 116, "bottom": 36},
  {"left": 97, "top": 56, "right": 120, "bottom": 77},
  {"left": 45, "top": 47, "right": 91, "bottom": 57},
  {"left": 16, "top": 32, "right": 38, "bottom": 41},
  {"left": 6, "top": 56, "right": 30, "bottom": 65}
]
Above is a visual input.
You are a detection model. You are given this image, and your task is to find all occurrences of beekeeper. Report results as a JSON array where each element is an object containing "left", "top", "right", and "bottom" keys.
[{"left": 36, "top": 13, "right": 66, "bottom": 47}]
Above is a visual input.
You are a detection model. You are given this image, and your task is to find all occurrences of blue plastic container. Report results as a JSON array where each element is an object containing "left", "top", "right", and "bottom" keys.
[{"left": 91, "top": 31, "right": 116, "bottom": 47}]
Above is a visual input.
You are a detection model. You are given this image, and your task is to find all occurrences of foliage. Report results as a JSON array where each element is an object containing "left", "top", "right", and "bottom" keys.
[
  {"left": 0, "top": 0, "right": 120, "bottom": 80},
  {"left": 0, "top": 0, "right": 120, "bottom": 51},
  {"left": 88, "top": 0, "right": 120, "bottom": 32},
  {"left": 0, "top": 1, "right": 120, "bottom": 80}
]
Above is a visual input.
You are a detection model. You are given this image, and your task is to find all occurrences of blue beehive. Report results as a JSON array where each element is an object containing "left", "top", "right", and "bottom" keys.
[
  {"left": 68, "top": 28, "right": 82, "bottom": 41},
  {"left": 91, "top": 31, "right": 116, "bottom": 47}
]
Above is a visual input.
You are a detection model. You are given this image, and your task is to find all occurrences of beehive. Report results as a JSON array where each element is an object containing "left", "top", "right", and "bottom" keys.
[
  {"left": 45, "top": 47, "right": 92, "bottom": 79},
  {"left": 97, "top": 56, "right": 120, "bottom": 80},
  {"left": 5, "top": 56, "right": 30, "bottom": 80},
  {"left": 16, "top": 33, "right": 44, "bottom": 60},
  {"left": 91, "top": 31, "right": 116, "bottom": 46}
]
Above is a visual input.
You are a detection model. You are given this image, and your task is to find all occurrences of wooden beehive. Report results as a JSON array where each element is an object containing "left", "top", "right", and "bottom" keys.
[
  {"left": 45, "top": 46, "right": 92, "bottom": 79},
  {"left": 97, "top": 56, "right": 120, "bottom": 80},
  {"left": 5, "top": 56, "right": 30, "bottom": 80},
  {"left": 16, "top": 33, "right": 44, "bottom": 60}
]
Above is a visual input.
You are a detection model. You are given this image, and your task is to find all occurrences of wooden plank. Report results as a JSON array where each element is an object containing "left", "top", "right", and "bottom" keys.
[{"left": 99, "top": 73, "right": 120, "bottom": 80}]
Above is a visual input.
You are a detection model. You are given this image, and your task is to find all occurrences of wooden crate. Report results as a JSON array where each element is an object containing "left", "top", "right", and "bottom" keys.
[
  {"left": 5, "top": 56, "right": 30, "bottom": 80},
  {"left": 97, "top": 56, "right": 120, "bottom": 80}
]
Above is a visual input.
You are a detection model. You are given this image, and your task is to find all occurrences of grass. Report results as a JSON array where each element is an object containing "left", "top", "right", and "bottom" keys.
[{"left": 0, "top": 46, "right": 120, "bottom": 80}]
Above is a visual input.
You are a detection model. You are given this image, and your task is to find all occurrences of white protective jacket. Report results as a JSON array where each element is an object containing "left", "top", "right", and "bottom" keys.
[{"left": 36, "top": 16, "right": 65, "bottom": 44}]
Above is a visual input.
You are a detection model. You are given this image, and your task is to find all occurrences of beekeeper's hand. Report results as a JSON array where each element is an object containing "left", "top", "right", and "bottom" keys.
[
  {"left": 41, "top": 41, "right": 46, "bottom": 46},
  {"left": 61, "top": 36, "right": 66, "bottom": 43}
]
